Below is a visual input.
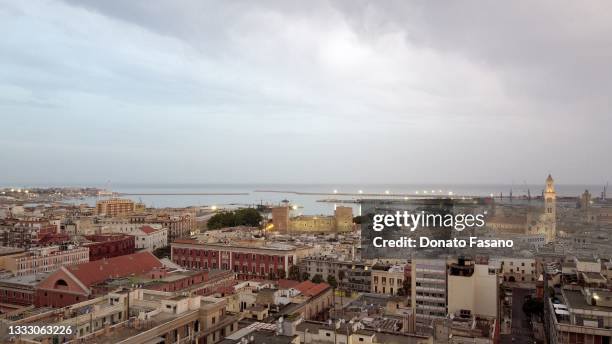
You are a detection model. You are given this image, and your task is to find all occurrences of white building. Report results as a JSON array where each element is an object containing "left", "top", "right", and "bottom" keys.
[
  {"left": 99, "top": 223, "right": 167, "bottom": 251},
  {"left": 134, "top": 225, "right": 167, "bottom": 251},
  {"left": 447, "top": 257, "right": 498, "bottom": 318}
]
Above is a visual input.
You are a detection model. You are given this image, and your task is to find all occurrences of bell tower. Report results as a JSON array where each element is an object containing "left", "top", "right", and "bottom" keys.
[{"left": 544, "top": 174, "right": 556, "bottom": 241}]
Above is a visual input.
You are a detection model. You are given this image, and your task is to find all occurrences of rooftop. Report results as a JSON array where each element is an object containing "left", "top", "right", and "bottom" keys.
[
  {"left": 563, "top": 288, "right": 612, "bottom": 312},
  {"left": 220, "top": 328, "right": 296, "bottom": 344},
  {"left": 140, "top": 225, "right": 162, "bottom": 234},
  {"left": 172, "top": 239, "right": 300, "bottom": 251},
  {"left": 0, "top": 273, "right": 49, "bottom": 287},
  {"left": 293, "top": 280, "right": 331, "bottom": 296},
  {"left": 66, "top": 251, "right": 163, "bottom": 287}
]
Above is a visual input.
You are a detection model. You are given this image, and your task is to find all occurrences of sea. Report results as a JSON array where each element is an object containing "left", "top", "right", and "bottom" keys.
[{"left": 41, "top": 183, "right": 607, "bottom": 215}]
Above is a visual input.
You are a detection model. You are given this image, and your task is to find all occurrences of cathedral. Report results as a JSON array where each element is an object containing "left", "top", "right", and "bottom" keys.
[{"left": 486, "top": 175, "right": 556, "bottom": 243}]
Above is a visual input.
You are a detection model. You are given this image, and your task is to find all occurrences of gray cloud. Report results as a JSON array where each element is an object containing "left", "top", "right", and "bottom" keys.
[{"left": 0, "top": 0, "right": 610, "bottom": 185}]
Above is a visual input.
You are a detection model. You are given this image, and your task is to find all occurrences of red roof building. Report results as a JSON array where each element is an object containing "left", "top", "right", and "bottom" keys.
[
  {"left": 35, "top": 251, "right": 163, "bottom": 308},
  {"left": 293, "top": 280, "right": 331, "bottom": 297},
  {"left": 140, "top": 225, "right": 157, "bottom": 235},
  {"left": 280, "top": 280, "right": 333, "bottom": 321},
  {"left": 277, "top": 279, "right": 300, "bottom": 290},
  {"left": 83, "top": 233, "right": 135, "bottom": 261}
]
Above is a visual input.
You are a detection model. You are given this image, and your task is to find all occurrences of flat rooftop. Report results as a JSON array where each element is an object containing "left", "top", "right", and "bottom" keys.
[
  {"left": 0, "top": 273, "right": 49, "bottom": 287},
  {"left": 173, "top": 239, "right": 301, "bottom": 251},
  {"left": 563, "top": 289, "right": 612, "bottom": 312},
  {"left": 0, "top": 246, "right": 25, "bottom": 256},
  {"left": 79, "top": 310, "right": 191, "bottom": 344}
]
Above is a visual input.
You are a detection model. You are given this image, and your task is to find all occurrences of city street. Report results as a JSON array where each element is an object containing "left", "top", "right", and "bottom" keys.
[{"left": 501, "top": 288, "right": 537, "bottom": 344}]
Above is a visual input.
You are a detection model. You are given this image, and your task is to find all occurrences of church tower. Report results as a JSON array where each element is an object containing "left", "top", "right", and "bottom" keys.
[{"left": 544, "top": 174, "right": 556, "bottom": 241}]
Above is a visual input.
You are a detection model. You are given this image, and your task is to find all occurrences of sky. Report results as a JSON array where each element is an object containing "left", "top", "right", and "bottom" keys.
[{"left": 1, "top": 1, "right": 611, "bottom": 185}]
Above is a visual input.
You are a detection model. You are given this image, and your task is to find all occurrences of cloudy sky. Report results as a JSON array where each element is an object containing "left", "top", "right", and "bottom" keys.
[{"left": 1, "top": 1, "right": 611, "bottom": 185}]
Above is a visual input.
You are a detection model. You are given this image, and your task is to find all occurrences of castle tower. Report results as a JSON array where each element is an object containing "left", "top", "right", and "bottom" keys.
[{"left": 543, "top": 174, "right": 556, "bottom": 242}]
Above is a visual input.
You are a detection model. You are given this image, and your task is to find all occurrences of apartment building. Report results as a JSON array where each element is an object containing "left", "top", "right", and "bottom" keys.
[
  {"left": 371, "top": 264, "right": 406, "bottom": 296},
  {"left": 447, "top": 257, "right": 498, "bottom": 318},
  {"left": 124, "top": 211, "right": 196, "bottom": 242},
  {"left": 5, "top": 289, "right": 240, "bottom": 344},
  {"left": 95, "top": 198, "right": 139, "bottom": 217},
  {"left": 0, "top": 218, "right": 57, "bottom": 249},
  {"left": 546, "top": 287, "right": 612, "bottom": 343},
  {"left": 412, "top": 258, "right": 448, "bottom": 329},
  {"left": 299, "top": 256, "right": 371, "bottom": 292},
  {"left": 1, "top": 245, "right": 89, "bottom": 276}
]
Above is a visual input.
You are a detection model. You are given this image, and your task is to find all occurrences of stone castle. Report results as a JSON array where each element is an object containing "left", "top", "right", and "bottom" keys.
[{"left": 271, "top": 206, "right": 353, "bottom": 233}]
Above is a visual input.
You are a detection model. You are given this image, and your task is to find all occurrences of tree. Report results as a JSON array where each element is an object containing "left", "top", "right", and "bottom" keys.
[
  {"left": 301, "top": 272, "right": 310, "bottom": 281},
  {"left": 338, "top": 270, "right": 346, "bottom": 289},
  {"left": 278, "top": 269, "right": 286, "bottom": 279},
  {"left": 311, "top": 274, "right": 324, "bottom": 284},
  {"left": 353, "top": 215, "right": 365, "bottom": 224},
  {"left": 327, "top": 275, "right": 338, "bottom": 288},
  {"left": 353, "top": 213, "right": 374, "bottom": 224},
  {"left": 288, "top": 266, "right": 301, "bottom": 281},
  {"left": 207, "top": 208, "right": 263, "bottom": 229},
  {"left": 523, "top": 298, "right": 544, "bottom": 317},
  {"left": 234, "top": 208, "right": 263, "bottom": 227},
  {"left": 152, "top": 246, "right": 171, "bottom": 259},
  {"left": 397, "top": 279, "right": 410, "bottom": 296}
]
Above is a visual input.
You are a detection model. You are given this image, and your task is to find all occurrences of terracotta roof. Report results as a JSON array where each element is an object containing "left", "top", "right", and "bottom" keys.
[
  {"left": 277, "top": 279, "right": 300, "bottom": 289},
  {"left": 67, "top": 251, "right": 163, "bottom": 287},
  {"left": 173, "top": 239, "right": 197, "bottom": 244},
  {"left": 294, "top": 280, "right": 331, "bottom": 296},
  {"left": 140, "top": 225, "right": 159, "bottom": 234}
]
